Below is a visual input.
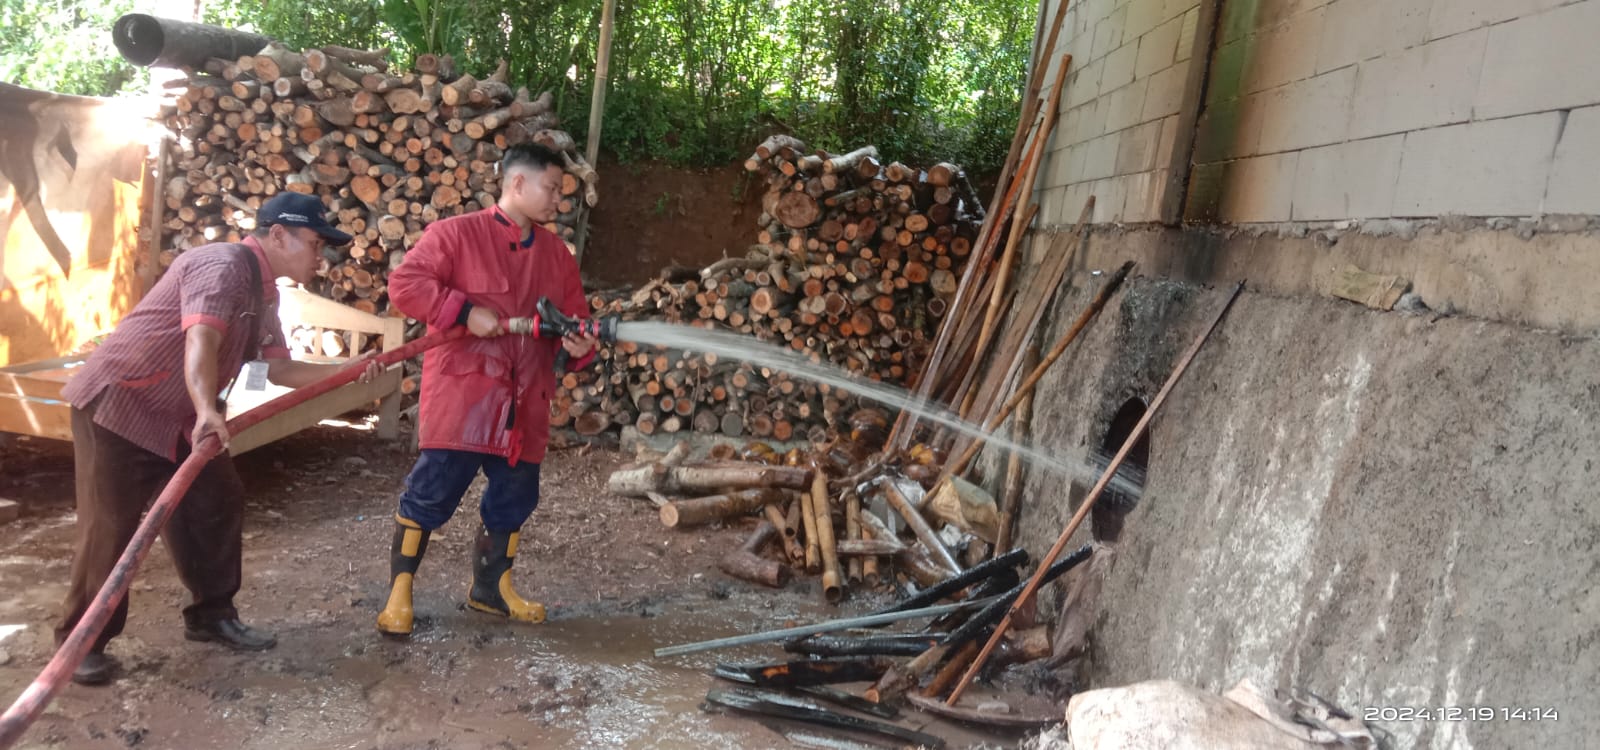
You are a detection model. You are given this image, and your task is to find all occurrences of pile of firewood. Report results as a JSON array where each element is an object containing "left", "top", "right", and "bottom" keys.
[
  {"left": 154, "top": 43, "right": 599, "bottom": 318},
  {"left": 553, "top": 136, "right": 984, "bottom": 441},
  {"left": 604, "top": 410, "right": 963, "bottom": 598}
]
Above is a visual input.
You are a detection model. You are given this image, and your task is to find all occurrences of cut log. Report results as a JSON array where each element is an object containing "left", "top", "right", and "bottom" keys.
[
  {"left": 776, "top": 192, "right": 820, "bottom": 229},
  {"left": 609, "top": 463, "right": 812, "bottom": 497},
  {"left": 660, "top": 488, "right": 794, "bottom": 528},
  {"left": 718, "top": 521, "right": 790, "bottom": 587}
]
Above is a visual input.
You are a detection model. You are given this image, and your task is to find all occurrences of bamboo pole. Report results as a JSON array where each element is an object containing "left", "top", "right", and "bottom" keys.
[
  {"left": 946, "top": 282, "right": 1245, "bottom": 705},
  {"left": 573, "top": 0, "right": 616, "bottom": 266},
  {"left": 890, "top": 0, "right": 1074, "bottom": 451},
  {"left": 800, "top": 479, "right": 821, "bottom": 573},
  {"left": 948, "top": 260, "right": 1135, "bottom": 478},
  {"left": 993, "top": 345, "right": 1038, "bottom": 556},
  {"left": 813, "top": 467, "right": 843, "bottom": 603},
  {"left": 963, "top": 53, "right": 1073, "bottom": 419},
  {"left": 845, "top": 488, "right": 864, "bottom": 585},
  {"left": 943, "top": 197, "right": 1092, "bottom": 445},
  {"left": 765, "top": 503, "right": 804, "bottom": 562}
]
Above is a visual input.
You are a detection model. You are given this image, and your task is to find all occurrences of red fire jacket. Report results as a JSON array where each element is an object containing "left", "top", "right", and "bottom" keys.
[{"left": 388, "top": 205, "right": 592, "bottom": 465}]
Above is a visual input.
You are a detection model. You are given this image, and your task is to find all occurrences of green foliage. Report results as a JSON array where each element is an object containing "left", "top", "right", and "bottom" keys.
[
  {"left": 0, "top": 0, "right": 145, "bottom": 97},
  {"left": 203, "top": 0, "right": 392, "bottom": 54},
  {"left": 5, "top": 0, "right": 1034, "bottom": 175}
]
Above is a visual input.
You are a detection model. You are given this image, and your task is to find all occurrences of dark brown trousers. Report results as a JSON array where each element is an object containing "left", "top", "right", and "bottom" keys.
[{"left": 56, "top": 403, "right": 244, "bottom": 651}]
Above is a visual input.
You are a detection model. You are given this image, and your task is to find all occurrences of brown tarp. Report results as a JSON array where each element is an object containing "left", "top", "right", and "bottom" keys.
[{"left": 0, "top": 82, "right": 154, "bottom": 365}]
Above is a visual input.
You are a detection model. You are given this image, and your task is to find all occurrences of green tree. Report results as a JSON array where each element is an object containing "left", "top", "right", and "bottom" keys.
[
  {"left": 1, "top": 0, "right": 145, "bottom": 97},
  {"left": 4, "top": 0, "right": 1035, "bottom": 176}
]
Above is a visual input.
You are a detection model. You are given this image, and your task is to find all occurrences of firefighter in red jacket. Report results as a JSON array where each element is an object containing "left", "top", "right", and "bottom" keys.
[{"left": 378, "top": 143, "right": 596, "bottom": 635}]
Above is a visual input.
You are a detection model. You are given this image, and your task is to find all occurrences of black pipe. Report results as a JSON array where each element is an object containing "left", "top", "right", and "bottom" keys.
[
  {"left": 112, "top": 14, "right": 269, "bottom": 70},
  {"left": 939, "top": 543, "right": 1093, "bottom": 648},
  {"left": 870, "top": 548, "right": 1029, "bottom": 617},
  {"left": 782, "top": 633, "right": 942, "bottom": 658}
]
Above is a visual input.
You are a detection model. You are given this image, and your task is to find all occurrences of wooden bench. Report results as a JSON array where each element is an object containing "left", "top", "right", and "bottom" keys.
[{"left": 0, "top": 287, "right": 407, "bottom": 454}]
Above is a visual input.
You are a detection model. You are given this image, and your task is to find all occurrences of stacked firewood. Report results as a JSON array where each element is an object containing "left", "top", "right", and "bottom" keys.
[
  {"left": 553, "top": 136, "right": 983, "bottom": 440},
  {"left": 154, "top": 43, "right": 599, "bottom": 318}
]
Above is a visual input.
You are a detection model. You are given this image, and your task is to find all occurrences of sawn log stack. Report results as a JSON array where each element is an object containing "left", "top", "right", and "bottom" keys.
[
  {"left": 556, "top": 135, "right": 983, "bottom": 442},
  {"left": 155, "top": 45, "right": 598, "bottom": 323}
]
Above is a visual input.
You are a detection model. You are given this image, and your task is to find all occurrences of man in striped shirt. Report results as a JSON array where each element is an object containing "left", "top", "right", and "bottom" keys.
[{"left": 57, "top": 192, "right": 380, "bottom": 685}]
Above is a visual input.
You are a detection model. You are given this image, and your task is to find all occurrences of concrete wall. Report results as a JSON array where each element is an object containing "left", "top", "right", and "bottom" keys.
[
  {"left": 1005, "top": 6, "right": 1600, "bottom": 745},
  {"left": 1005, "top": 270, "right": 1598, "bottom": 748},
  {"left": 1035, "top": 0, "right": 1600, "bottom": 224},
  {"left": 1035, "top": 0, "right": 1206, "bottom": 224}
]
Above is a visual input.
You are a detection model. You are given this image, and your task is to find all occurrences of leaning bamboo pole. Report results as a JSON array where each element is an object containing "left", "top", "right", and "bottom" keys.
[
  {"left": 946, "top": 282, "right": 1245, "bottom": 705},
  {"left": 961, "top": 52, "right": 1073, "bottom": 420},
  {"left": 947, "top": 261, "right": 1135, "bottom": 478}
]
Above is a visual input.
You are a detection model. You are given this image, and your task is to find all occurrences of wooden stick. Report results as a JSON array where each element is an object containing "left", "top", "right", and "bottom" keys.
[
  {"left": 882, "top": 481, "right": 961, "bottom": 574},
  {"left": 947, "top": 281, "right": 1244, "bottom": 705},
  {"left": 813, "top": 467, "right": 844, "bottom": 603},
  {"left": 800, "top": 479, "right": 821, "bottom": 573},
  {"left": 923, "top": 641, "right": 981, "bottom": 698},
  {"left": 845, "top": 488, "right": 865, "bottom": 585},
  {"left": 947, "top": 198, "right": 1086, "bottom": 434},
  {"left": 765, "top": 504, "right": 805, "bottom": 563},
  {"left": 948, "top": 260, "right": 1134, "bottom": 478},
  {"left": 993, "top": 344, "right": 1038, "bottom": 557},
  {"left": 965, "top": 53, "right": 1073, "bottom": 418}
]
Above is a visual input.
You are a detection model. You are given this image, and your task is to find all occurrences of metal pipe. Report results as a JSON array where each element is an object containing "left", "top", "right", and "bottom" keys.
[{"left": 653, "top": 596, "right": 1003, "bottom": 658}]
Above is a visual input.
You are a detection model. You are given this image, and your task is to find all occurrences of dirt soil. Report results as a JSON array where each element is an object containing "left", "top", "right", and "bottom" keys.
[
  {"left": 582, "top": 159, "right": 766, "bottom": 289},
  {"left": 0, "top": 427, "right": 1034, "bottom": 749}
]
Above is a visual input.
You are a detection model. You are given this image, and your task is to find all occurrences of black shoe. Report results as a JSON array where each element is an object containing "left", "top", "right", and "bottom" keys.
[
  {"left": 184, "top": 619, "right": 277, "bottom": 652},
  {"left": 71, "top": 652, "right": 116, "bottom": 686}
]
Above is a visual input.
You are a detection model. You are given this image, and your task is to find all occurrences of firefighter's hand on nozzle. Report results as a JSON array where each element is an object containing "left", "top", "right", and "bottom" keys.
[
  {"left": 466, "top": 306, "right": 505, "bottom": 337},
  {"left": 562, "top": 332, "right": 597, "bottom": 359}
]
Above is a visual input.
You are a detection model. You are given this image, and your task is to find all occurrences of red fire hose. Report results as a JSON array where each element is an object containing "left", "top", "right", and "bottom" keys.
[{"left": 0, "top": 326, "right": 469, "bottom": 748}]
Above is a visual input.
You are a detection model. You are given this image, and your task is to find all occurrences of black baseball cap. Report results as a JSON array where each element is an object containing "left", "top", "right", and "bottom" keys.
[{"left": 257, "top": 192, "right": 353, "bottom": 246}]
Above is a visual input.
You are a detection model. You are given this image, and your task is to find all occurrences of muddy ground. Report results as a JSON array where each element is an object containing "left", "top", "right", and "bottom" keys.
[{"left": 0, "top": 426, "right": 1042, "bottom": 749}]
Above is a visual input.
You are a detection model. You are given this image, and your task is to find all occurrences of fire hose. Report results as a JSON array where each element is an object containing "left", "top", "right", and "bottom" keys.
[{"left": 0, "top": 300, "right": 618, "bottom": 748}]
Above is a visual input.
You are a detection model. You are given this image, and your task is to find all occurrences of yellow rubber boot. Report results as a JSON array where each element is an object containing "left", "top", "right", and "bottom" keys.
[
  {"left": 467, "top": 527, "right": 546, "bottom": 623},
  {"left": 377, "top": 516, "right": 431, "bottom": 636}
]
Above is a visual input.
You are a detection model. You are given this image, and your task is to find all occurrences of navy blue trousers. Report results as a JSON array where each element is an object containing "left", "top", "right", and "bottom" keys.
[{"left": 397, "top": 449, "right": 541, "bottom": 532}]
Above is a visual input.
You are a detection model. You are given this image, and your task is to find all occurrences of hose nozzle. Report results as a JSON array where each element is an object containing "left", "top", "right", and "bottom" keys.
[{"left": 533, "top": 297, "right": 618, "bottom": 343}]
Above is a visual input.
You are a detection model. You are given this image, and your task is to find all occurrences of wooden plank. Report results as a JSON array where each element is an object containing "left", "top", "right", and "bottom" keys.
[
  {"left": 0, "top": 394, "right": 73, "bottom": 441},
  {"left": 228, "top": 368, "right": 401, "bottom": 455},
  {"left": 277, "top": 286, "right": 397, "bottom": 335}
]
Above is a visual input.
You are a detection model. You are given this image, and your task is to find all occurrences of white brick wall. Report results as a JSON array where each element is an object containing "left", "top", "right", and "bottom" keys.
[
  {"left": 1392, "top": 113, "right": 1562, "bottom": 216},
  {"left": 1545, "top": 106, "right": 1600, "bottom": 213},
  {"left": 1033, "top": 0, "right": 1600, "bottom": 225},
  {"left": 1033, "top": 0, "right": 1202, "bottom": 226},
  {"left": 1184, "top": 0, "right": 1600, "bottom": 222}
]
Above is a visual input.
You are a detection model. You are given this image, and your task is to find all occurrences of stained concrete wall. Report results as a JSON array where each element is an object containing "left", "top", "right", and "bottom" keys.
[
  {"left": 1035, "top": 0, "right": 1600, "bottom": 224},
  {"left": 1003, "top": 269, "right": 1598, "bottom": 748},
  {"left": 1008, "top": 7, "right": 1600, "bottom": 744}
]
